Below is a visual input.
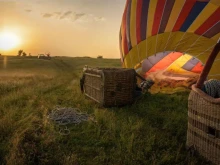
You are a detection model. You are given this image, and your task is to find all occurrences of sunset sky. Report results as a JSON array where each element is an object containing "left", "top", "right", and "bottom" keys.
[{"left": 0, "top": 0, "right": 126, "bottom": 58}]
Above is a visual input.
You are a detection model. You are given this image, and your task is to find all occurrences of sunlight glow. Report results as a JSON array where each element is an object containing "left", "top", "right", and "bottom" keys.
[{"left": 0, "top": 32, "right": 21, "bottom": 51}]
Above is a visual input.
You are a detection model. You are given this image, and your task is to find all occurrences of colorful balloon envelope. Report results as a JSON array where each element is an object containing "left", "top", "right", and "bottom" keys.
[{"left": 119, "top": 0, "right": 220, "bottom": 93}]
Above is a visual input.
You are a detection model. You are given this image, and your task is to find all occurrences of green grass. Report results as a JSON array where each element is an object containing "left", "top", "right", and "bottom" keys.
[{"left": 0, "top": 56, "right": 210, "bottom": 165}]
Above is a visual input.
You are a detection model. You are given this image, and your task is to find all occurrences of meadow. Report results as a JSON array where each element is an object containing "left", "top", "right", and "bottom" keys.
[{"left": 0, "top": 56, "right": 210, "bottom": 165}]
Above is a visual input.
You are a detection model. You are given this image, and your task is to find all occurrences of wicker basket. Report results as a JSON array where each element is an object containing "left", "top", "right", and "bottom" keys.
[
  {"left": 81, "top": 67, "right": 137, "bottom": 107},
  {"left": 187, "top": 84, "right": 220, "bottom": 164}
]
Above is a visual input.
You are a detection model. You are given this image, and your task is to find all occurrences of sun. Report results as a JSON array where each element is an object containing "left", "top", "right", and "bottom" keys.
[{"left": 0, "top": 32, "right": 21, "bottom": 51}]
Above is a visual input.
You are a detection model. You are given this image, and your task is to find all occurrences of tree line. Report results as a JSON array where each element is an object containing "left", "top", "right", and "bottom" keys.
[{"left": 17, "top": 50, "right": 31, "bottom": 57}]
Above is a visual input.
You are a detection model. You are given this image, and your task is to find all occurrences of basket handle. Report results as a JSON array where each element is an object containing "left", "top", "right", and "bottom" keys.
[{"left": 196, "top": 40, "right": 220, "bottom": 89}]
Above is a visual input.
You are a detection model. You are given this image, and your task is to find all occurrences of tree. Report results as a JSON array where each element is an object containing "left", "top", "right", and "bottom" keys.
[
  {"left": 97, "top": 55, "right": 103, "bottom": 59},
  {"left": 46, "top": 52, "right": 50, "bottom": 57},
  {"left": 22, "top": 52, "right": 27, "bottom": 56},
  {"left": 18, "top": 50, "right": 23, "bottom": 56}
]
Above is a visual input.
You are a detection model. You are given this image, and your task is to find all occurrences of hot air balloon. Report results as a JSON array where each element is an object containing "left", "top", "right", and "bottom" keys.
[{"left": 119, "top": 0, "right": 220, "bottom": 93}]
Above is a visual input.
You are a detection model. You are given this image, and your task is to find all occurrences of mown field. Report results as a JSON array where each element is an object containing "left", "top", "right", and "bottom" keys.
[{"left": 0, "top": 56, "right": 210, "bottom": 165}]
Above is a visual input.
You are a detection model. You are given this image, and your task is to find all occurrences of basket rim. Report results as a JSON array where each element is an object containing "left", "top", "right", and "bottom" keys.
[
  {"left": 84, "top": 67, "right": 134, "bottom": 71},
  {"left": 191, "top": 84, "right": 220, "bottom": 104},
  {"left": 83, "top": 67, "right": 136, "bottom": 75}
]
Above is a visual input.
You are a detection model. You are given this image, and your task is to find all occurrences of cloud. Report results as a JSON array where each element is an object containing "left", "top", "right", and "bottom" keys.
[
  {"left": 54, "top": 12, "right": 61, "bottom": 15},
  {"left": 25, "top": 9, "right": 32, "bottom": 12},
  {"left": 94, "top": 16, "right": 105, "bottom": 22},
  {"left": 72, "top": 13, "right": 86, "bottom": 21},
  {"left": 41, "top": 10, "right": 105, "bottom": 23},
  {"left": 75, "top": 14, "right": 106, "bottom": 23},
  {"left": 60, "top": 11, "right": 72, "bottom": 19},
  {"left": 0, "top": 1, "right": 17, "bottom": 10},
  {"left": 43, "top": 13, "right": 53, "bottom": 18}
]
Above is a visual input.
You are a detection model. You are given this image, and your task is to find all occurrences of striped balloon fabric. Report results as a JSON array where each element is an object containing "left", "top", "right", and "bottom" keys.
[{"left": 119, "top": 0, "right": 220, "bottom": 79}]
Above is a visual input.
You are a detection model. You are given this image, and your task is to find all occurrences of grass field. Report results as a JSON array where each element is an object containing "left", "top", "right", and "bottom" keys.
[{"left": 0, "top": 56, "right": 210, "bottom": 165}]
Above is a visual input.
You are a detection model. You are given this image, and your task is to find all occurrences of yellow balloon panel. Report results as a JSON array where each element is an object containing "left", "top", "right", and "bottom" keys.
[
  {"left": 210, "top": 0, "right": 220, "bottom": 5},
  {"left": 130, "top": 0, "right": 137, "bottom": 47},
  {"left": 155, "top": 33, "right": 171, "bottom": 53},
  {"left": 131, "top": 47, "right": 140, "bottom": 68},
  {"left": 174, "top": 34, "right": 216, "bottom": 57},
  {"left": 212, "top": 33, "right": 220, "bottom": 41},
  {"left": 123, "top": 33, "right": 219, "bottom": 70},
  {"left": 147, "top": 0, "right": 158, "bottom": 37},
  {"left": 164, "top": 32, "right": 185, "bottom": 51},
  {"left": 166, "top": 54, "right": 192, "bottom": 74},
  {"left": 209, "top": 60, "right": 220, "bottom": 79},
  {"left": 137, "top": 40, "right": 147, "bottom": 61},
  {"left": 124, "top": 54, "right": 131, "bottom": 68},
  {"left": 146, "top": 36, "right": 157, "bottom": 57}
]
